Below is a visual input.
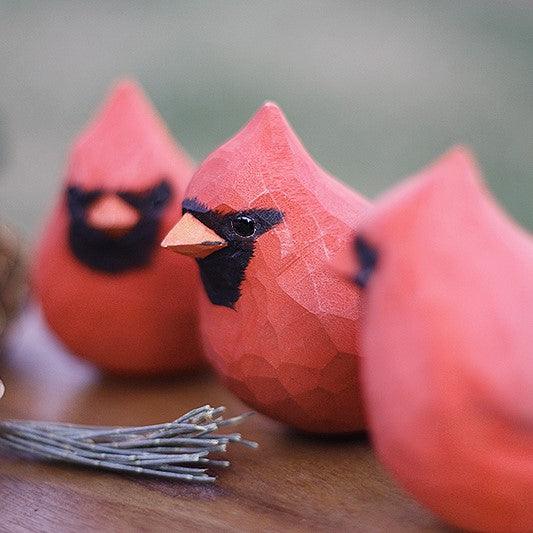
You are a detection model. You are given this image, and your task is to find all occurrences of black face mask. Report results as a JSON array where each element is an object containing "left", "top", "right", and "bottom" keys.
[
  {"left": 353, "top": 236, "right": 379, "bottom": 288},
  {"left": 182, "top": 197, "right": 284, "bottom": 309},
  {"left": 67, "top": 180, "right": 172, "bottom": 274}
]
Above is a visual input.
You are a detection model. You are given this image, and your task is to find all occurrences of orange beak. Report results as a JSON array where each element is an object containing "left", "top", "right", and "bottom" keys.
[
  {"left": 86, "top": 194, "right": 140, "bottom": 238},
  {"left": 161, "top": 212, "right": 227, "bottom": 258}
]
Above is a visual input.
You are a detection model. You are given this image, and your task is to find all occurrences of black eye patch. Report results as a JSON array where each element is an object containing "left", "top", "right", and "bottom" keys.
[
  {"left": 66, "top": 187, "right": 103, "bottom": 218},
  {"left": 182, "top": 197, "right": 283, "bottom": 244},
  {"left": 181, "top": 196, "right": 284, "bottom": 308},
  {"left": 118, "top": 180, "right": 172, "bottom": 213},
  {"left": 66, "top": 179, "right": 173, "bottom": 274},
  {"left": 353, "top": 236, "right": 379, "bottom": 288}
]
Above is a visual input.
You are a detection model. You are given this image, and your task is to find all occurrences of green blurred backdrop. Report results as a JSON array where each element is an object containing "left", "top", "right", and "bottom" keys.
[{"left": 1, "top": 1, "right": 532, "bottom": 235}]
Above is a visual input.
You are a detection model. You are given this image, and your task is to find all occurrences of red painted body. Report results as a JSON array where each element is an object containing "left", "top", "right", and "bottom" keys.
[
  {"left": 32, "top": 80, "right": 203, "bottom": 375},
  {"left": 357, "top": 148, "right": 533, "bottom": 532},
  {"left": 168, "top": 103, "right": 369, "bottom": 433}
]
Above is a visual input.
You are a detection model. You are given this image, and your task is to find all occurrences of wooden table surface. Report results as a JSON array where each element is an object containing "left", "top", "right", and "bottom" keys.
[{"left": 0, "top": 308, "right": 450, "bottom": 532}]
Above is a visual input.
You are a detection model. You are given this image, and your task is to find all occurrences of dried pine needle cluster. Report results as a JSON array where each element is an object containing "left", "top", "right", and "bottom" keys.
[{"left": 0, "top": 404, "right": 257, "bottom": 482}]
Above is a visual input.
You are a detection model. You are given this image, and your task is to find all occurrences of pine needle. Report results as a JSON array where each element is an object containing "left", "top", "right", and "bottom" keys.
[{"left": 0, "top": 404, "right": 257, "bottom": 482}]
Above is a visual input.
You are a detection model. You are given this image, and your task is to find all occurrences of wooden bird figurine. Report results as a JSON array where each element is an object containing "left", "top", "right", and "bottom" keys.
[
  {"left": 0, "top": 224, "right": 26, "bottom": 338},
  {"left": 32, "top": 80, "right": 203, "bottom": 375},
  {"left": 353, "top": 147, "right": 533, "bottom": 532},
  {"left": 162, "top": 102, "right": 369, "bottom": 433}
]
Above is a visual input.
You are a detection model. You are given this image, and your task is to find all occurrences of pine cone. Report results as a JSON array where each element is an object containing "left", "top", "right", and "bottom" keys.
[{"left": 0, "top": 223, "right": 26, "bottom": 337}]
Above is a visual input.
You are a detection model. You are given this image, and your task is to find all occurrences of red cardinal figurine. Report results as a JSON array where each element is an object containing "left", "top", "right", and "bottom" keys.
[
  {"left": 353, "top": 147, "right": 533, "bottom": 532},
  {"left": 32, "top": 80, "right": 203, "bottom": 375},
  {"left": 162, "top": 103, "right": 369, "bottom": 433}
]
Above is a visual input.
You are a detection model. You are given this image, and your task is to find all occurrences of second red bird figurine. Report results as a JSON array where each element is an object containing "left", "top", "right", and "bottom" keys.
[
  {"left": 32, "top": 80, "right": 203, "bottom": 375},
  {"left": 162, "top": 102, "right": 369, "bottom": 433}
]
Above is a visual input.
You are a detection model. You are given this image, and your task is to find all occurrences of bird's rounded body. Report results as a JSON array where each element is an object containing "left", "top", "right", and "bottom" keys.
[
  {"left": 34, "top": 200, "right": 201, "bottom": 375},
  {"left": 198, "top": 190, "right": 366, "bottom": 433}
]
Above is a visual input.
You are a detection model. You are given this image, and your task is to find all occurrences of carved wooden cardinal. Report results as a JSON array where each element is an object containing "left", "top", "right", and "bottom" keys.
[
  {"left": 162, "top": 102, "right": 369, "bottom": 433},
  {"left": 32, "top": 80, "right": 203, "bottom": 375},
  {"left": 353, "top": 147, "right": 533, "bottom": 532}
]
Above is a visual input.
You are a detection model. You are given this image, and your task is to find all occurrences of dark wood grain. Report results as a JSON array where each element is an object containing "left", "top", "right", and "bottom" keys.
[{"left": 0, "top": 307, "right": 449, "bottom": 532}]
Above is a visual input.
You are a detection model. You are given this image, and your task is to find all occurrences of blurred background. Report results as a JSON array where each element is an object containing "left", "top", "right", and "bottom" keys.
[{"left": 1, "top": 1, "right": 532, "bottom": 236}]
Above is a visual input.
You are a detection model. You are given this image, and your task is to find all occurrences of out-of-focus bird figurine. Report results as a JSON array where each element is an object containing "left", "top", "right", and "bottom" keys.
[
  {"left": 162, "top": 102, "right": 369, "bottom": 433},
  {"left": 32, "top": 80, "right": 203, "bottom": 375},
  {"left": 0, "top": 224, "right": 26, "bottom": 339},
  {"left": 353, "top": 147, "right": 533, "bottom": 532}
]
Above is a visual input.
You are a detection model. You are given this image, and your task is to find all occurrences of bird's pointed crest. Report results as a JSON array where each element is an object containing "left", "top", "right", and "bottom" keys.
[
  {"left": 414, "top": 146, "right": 484, "bottom": 204},
  {"left": 186, "top": 101, "right": 364, "bottom": 228},
  {"left": 361, "top": 146, "right": 487, "bottom": 244},
  {"left": 236, "top": 101, "right": 308, "bottom": 155},
  {"left": 66, "top": 79, "right": 193, "bottom": 192}
]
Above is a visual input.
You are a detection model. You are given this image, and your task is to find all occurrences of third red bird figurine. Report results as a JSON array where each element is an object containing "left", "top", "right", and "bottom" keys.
[
  {"left": 353, "top": 147, "right": 533, "bottom": 532},
  {"left": 162, "top": 102, "right": 369, "bottom": 433}
]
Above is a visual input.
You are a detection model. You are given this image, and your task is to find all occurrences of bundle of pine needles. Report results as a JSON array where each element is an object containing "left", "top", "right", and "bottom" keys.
[{"left": 0, "top": 400, "right": 257, "bottom": 482}]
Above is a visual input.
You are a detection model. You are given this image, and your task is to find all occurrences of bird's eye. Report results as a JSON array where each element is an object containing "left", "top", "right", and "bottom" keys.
[{"left": 232, "top": 215, "right": 256, "bottom": 237}]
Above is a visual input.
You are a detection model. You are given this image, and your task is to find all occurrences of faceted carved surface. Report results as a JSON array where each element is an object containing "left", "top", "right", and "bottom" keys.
[
  {"left": 358, "top": 148, "right": 533, "bottom": 532},
  {"left": 182, "top": 103, "right": 370, "bottom": 433},
  {"left": 32, "top": 80, "right": 203, "bottom": 375}
]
